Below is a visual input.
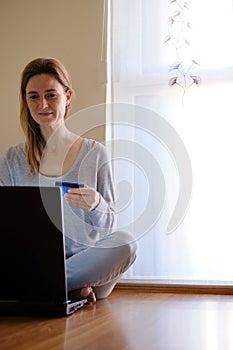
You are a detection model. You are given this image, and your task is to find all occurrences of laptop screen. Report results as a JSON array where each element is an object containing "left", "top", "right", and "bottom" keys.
[{"left": 0, "top": 186, "right": 67, "bottom": 304}]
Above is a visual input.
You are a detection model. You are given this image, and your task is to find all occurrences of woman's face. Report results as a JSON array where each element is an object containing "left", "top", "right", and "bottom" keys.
[{"left": 25, "top": 74, "right": 72, "bottom": 129}]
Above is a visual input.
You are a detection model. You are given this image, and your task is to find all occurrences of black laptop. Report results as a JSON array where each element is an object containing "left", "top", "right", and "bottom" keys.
[{"left": 0, "top": 186, "right": 87, "bottom": 317}]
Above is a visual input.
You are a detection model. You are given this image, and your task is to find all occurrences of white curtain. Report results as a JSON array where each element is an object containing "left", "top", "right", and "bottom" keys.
[{"left": 108, "top": 0, "right": 233, "bottom": 282}]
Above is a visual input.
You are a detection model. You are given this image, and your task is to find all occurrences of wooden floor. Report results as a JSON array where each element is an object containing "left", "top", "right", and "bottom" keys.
[{"left": 1, "top": 288, "right": 233, "bottom": 350}]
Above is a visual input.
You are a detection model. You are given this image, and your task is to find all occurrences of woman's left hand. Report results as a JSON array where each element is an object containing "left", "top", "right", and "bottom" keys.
[{"left": 64, "top": 185, "right": 100, "bottom": 211}]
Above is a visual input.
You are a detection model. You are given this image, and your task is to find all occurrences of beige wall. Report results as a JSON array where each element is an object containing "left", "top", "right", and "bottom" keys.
[{"left": 0, "top": 0, "right": 107, "bottom": 155}]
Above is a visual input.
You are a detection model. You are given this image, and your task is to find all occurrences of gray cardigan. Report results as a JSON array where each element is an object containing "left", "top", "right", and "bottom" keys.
[{"left": 0, "top": 139, "right": 116, "bottom": 257}]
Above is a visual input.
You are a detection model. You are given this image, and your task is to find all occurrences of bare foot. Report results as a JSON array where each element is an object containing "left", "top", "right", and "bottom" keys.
[{"left": 80, "top": 286, "right": 96, "bottom": 303}]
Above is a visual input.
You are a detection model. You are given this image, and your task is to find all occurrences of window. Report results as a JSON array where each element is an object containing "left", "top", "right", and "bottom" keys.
[{"left": 107, "top": 0, "right": 233, "bottom": 282}]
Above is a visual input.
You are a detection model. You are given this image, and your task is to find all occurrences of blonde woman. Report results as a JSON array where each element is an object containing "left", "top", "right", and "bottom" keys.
[{"left": 0, "top": 57, "right": 138, "bottom": 303}]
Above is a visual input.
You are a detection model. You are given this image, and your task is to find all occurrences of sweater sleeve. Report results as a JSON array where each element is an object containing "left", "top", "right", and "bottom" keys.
[
  {"left": 84, "top": 142, "right": 117, "bottom": 235},
  {"left": 0, "top": 151, "right": 14, "bottom": 185},
  {"left": 0, "top": 144, "right": 29, "bottom": 186}
]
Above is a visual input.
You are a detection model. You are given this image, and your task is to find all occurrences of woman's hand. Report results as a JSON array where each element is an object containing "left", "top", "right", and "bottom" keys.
[{"left": 64, "top": 185, "right": 101, "bottom": 211}]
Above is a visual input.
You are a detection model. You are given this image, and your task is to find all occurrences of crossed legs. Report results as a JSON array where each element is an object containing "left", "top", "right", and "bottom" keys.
[{"left": 66, "top": 231, "right": 138, "bottom": 301}]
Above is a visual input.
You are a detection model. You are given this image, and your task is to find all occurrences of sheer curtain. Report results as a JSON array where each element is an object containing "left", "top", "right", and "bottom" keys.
[{"left": 108, "top": 0, "right": 233, "bottom": 282}]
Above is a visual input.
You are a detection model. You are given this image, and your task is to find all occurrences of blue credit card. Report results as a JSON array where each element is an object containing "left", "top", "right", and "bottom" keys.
[{"left": 55, "top": 181, "right": 84, "bottom": 195}]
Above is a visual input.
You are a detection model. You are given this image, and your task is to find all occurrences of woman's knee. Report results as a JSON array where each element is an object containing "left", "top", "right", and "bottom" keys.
[{"left": 97, "top": 230, "right": 139, "bottom": 255}]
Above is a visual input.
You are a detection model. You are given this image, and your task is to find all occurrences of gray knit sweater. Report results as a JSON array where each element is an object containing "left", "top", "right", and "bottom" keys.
[{"left": 0, "top": 139, "right": 116, "bottom": 257}]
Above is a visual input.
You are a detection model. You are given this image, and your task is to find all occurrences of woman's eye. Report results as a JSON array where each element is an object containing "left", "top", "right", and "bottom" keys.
[
  {"left": 46, "top": 93, "right": 57, "bottom": 99},
  {"left": 28, "top": 95, "right": 38, "bottom": 100}
]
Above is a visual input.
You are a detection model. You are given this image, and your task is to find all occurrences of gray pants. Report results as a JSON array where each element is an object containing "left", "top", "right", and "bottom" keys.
[{"left": 66, "top": 231, "right": 138, "bottom": 299}]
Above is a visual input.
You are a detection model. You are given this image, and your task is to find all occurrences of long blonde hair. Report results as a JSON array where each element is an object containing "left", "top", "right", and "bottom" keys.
[{"left": 20, "top": 57, "right": 72, "bottom": 175}]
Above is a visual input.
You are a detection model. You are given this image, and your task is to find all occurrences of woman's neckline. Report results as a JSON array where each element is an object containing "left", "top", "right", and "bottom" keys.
[{"left": 39, "top": 137, "right": 88, "bottom": 179}]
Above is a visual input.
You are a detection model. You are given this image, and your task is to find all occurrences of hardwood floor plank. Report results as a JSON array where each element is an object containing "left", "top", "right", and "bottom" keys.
[{"left": 1, "top": 289, "right": 233, "bottom": 349}]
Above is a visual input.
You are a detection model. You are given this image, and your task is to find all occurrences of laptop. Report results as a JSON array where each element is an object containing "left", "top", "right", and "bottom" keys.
[{"left": 0, "top": 186, "right": 87, "bottom": 317}]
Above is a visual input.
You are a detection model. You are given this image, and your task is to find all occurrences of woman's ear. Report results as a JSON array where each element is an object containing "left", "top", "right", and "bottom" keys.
[{"left": 66, "top": 88, "right": 73, "bottom": 107}]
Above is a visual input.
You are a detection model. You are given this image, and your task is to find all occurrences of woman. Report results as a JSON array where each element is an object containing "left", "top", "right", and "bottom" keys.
[{"left": 0, "top": 57, "right": 138, "bottom": 303}]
